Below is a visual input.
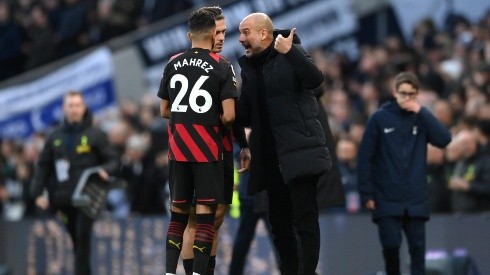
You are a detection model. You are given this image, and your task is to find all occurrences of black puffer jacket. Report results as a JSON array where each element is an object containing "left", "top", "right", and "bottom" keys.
[
  {"left": 237, "top": 30, "right": 332, "bottom": 194},
  {"left": 32, "top": 111, "right": 119, "bottom": 207}
]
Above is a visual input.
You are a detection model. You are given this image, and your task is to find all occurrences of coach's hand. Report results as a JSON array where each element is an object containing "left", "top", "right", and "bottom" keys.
[
  {"left": 238, "top": 147, "right": 251, "bottom": 173},
  {"left": 366, "top": 199, "right": 376, "bottom": 210},
  {"left": 98, "top": 169, "right": 109, "bottom": 181},
  {"left": 35, "top": 196, "right": 50, "bottom": 210},
  {"left": 274, "top": 28, "right": 296, "bottom": 54}
]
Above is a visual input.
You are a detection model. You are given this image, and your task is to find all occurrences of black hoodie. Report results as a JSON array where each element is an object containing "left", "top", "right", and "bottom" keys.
[{"left": 31, "top": 110, "right": 119, "bottom": 207}]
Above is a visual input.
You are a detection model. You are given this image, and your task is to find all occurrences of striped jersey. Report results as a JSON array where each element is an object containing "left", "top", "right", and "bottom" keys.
[{"left": 158, "top": 48, "right": 238, "bottom": 162}]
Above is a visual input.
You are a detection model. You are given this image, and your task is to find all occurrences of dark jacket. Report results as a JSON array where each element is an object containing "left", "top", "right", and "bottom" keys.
[
  {"left": 31, "top": 111, "right": 119, "bottom": 207},
  {"left": 450, "top": 148, "right": 490, "bottom": 212},
  {"left": 236, "top": 30, "right": 332, "bottom": 194},
  {"left": 358, "top": 101, "right": 451, "bottom": 220},
  {"left": 315, "top": 92, "right": 345, "bottom": 208}
]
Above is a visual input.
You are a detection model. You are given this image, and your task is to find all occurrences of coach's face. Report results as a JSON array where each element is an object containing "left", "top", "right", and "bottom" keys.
[
  {"left": 238, "top": 17, "right": 267, "bottom": 58},
  {"left": 63, "top": 94, "right": 86, "bottom": 124},
  {"left": 212, "top": 18, "right": 226, "bottom": 53}
]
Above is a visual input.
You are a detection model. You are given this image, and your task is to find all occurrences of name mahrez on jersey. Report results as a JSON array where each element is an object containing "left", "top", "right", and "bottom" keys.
[{"left": 173, "top": 58, "right": 213, "bottom": 73}]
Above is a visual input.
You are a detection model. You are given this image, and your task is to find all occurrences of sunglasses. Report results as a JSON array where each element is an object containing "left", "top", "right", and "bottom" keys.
[{"left": 397, "top": 91, "right": 418, "bottom": 99}]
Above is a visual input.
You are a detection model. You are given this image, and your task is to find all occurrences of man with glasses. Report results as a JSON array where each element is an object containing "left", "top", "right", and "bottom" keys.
[{"left": 358, "top": 72, "right": 451, "bottom": 275}]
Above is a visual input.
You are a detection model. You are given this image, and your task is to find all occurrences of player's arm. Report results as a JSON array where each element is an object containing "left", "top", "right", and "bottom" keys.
[
  {"left": 221, "top": 98, "right": 235, "bottom": 127},
  {"left": 220, "top": 61, "right": 238, "bottom": 127},
  {"left": 157, "top": 62, "right": 172, "bottom": 119},
  {"left": 160, "top": 99, "right": 171, "bottom": 119}
]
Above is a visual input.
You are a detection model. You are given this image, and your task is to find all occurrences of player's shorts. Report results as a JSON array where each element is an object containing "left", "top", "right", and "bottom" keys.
[
  {"left": 223, "top": 151, "right": 234, "bottom": 204},
  {"left": 169, "top": 160, "right": 225, "bottom": 205}
]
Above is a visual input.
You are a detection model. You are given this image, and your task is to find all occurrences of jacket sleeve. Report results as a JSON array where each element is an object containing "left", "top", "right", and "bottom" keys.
[
  {"left": 312, "top": 86, "right": 324, "bottom": 99},
  {"left": 31, "top": 135, "right": 55, "bottom": 198},
  {"left": 283, "top": 44, "right": 324, "bottom": 90},
  {"left": 357, "top": 115, "right": 379, "bottom": 204},
  {"left": 419, "top": 107, "right": 452, "bottom": 148},
  {"left": 232, "top": 124, "right": 248, "bottom": 148},
  {"left": 93, "top": 129, "right": 119, "bottom": 175},
  {"left": 236, "top": 71, "right": 252, "bottom": 127}
]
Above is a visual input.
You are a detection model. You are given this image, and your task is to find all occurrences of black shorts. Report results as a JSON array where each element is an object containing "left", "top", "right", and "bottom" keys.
[
  {"left": 169, "top": 160, "right": 224, "bottom": 205},
  {"left": 223, "top": 151, "right": 234, "bottom": 204}
]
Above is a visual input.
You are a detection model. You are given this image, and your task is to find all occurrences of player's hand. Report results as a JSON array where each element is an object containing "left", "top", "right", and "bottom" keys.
[
  {"left": 35, "top": 196, "right": 50, "bottom": 210},
  {"left": 274, "top": 28, "right": 296, "bottom": 54},
  {"left": 98, "top": 169, "right": 109, "bottom": 181},
  {"left": 365, "top": 199, "right": 376, "bottom": 210},
  {"left": 238, "top": 147, "right": 251, "bottom": 173},
  {"left": 402, "top": 100, "right": 421, "bottom": 113}
]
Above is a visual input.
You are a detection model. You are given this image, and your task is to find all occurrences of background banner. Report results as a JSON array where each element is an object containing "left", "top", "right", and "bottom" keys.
[
  {"left": 139, "top": 0, "right": 358, "bottom": 92},
  {"left": 0, "top": 47, "right": 117, "bottom": 140}
]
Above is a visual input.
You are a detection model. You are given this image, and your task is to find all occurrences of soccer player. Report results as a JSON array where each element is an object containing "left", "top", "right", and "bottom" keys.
[
  {"left": 180, "top": 7, "right": 251, "bottom": 275},
  {"left": 158, "top": 9, "right": 238, "bottom": 275}
]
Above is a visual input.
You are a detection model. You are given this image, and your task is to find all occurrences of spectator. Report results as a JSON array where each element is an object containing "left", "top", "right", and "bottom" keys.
[
  {"left": 57, "top": 0, "right": 89, "bottom": 58},
  {"left": 107, "top": 120, "right": 132, "bottom": 157},
  {"left": 149, "top": 0, "right": 193, "bottom": 23},
  {"left": 25, "top": 4, "right": 56, "bottom": 69},
  {"left": 427, "top": 144, "right": 451, "bottom": 213},
  {"left": 120, "top": 133, "right": 163, "bottom": 215},
  {"left": 432, "top": 99, "right": 455, "bottom": 128},
  {"left": 336, "top": 137, "right": 362, "bottom": 214},
  {"left": 0, "top": 0, "right": 23, "bottom": 80},
  {"left": 473, "top": 119, "right": 490, "bottom": 154},
  {"left": 448, "top": 129, "right": 490, "bottom": 213},
  {"left": 105, "top": 0, "right": 143, "bottom": 39},
  {"left": 42, "top": 0, "right": 62, "bottom": 31}
]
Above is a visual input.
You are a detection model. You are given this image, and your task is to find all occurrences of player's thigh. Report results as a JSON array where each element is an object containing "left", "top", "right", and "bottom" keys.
[
  {"left": 168, "top": 160, "right": 194, "bottom": 205},
  {"left": 193, "top": 161, "right": 225, "bottom": 205}
]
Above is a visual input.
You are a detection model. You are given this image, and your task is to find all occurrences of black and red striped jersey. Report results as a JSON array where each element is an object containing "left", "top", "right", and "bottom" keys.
[
  {"left": 157, "top": 48, "right": 238, "bottom": 162},
  {"left": 222, "top": 127, "right": 233, "bottom": 152}
]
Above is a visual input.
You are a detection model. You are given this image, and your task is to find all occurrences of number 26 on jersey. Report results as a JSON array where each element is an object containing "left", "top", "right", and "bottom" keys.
[{"left": 170, "top": 74, "right": 212, "bottom": 114}]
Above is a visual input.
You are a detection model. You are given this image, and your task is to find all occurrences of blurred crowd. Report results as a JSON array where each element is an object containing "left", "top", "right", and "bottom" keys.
[
  {"left": 0, "top": 92, "right": 171, "bottom": 220},
  {"left": 0, "top": 0, "right": 200, "bottom": 81},
  {"left": 1, "top": 7, "right": 490, "bottom": 220},
  {"left": 316, "top": 11, "right": 490, "bottom": 214}
]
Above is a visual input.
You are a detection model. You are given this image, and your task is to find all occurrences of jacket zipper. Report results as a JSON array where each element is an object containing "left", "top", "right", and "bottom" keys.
[{"left": 296, "top": 104, "right": 310, "bottom": 136}]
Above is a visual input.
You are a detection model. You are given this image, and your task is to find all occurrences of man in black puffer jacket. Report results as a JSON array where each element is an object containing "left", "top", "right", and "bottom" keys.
[
  {"left": 236, "top": 13, "right": 336, "bottom": 275},
  {"left": 31, "top": 91, "right": 119, "bottom": 275}
]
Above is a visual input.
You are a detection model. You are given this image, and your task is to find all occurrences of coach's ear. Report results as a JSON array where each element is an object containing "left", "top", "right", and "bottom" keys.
[{"left": 187, "top": 32, "right": 191, "bottom": 42}]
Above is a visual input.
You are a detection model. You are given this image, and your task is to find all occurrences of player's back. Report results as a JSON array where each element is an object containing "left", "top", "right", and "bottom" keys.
[
  {"left": 158, "top": 48, "right": 236, "bottom": 162},
  {"left": 164, "top": 48, "right": 230, "bottom": 127}
]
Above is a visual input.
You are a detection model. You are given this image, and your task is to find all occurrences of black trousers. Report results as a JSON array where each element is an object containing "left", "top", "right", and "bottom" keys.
[
  {"left": 266, "top": 168, "right": 320, "bottom": 275},
  {"left": 377, "top": 215, "right": 426, "bottom": 275},
  {"left": 228, "top": 200, "right": 275, "bottom": 275},
  {"left": 59, "top": 206, "right": 95, "bottom": 275}
]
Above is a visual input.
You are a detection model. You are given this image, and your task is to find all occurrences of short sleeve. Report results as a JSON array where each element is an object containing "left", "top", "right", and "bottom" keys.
[{"left": 220, "top": 63, "right": 239, "bottom": 101}]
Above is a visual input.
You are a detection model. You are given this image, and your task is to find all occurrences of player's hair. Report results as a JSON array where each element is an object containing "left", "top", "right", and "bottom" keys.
[
  {"left": 394, "top": 72, "right": 420, "bottom": 91},
  {"left": 63, "top": 90, "right": 85, "bottom": 103},
  {"left": 188, "top": 9, "right": 216, "bottom": 37},
  {"left": 199, "top": 6, "right": 224, "bottom": 21}
]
